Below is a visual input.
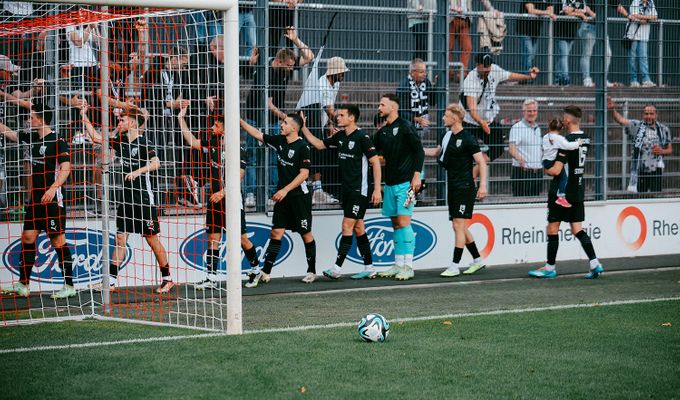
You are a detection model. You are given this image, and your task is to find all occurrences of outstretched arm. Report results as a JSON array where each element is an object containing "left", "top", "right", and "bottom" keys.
[
  {"left": 607, "top": 96, "right": 631, "bottom": 126},
  {"left": 284, "top": 27, "right": 314, "bottom": 66},
  {"left": 0, "top": 121, "right": 19, "bottom": 142},
  {"left": 80, "top": 104, "right": 103, "bottom": 144},
  {"left": 240, "top": 118, "right": 265, "bottom": 143},
  {"left": 177, "top": 105, "right": 201, "bottom": 150},
  {"left": 299, "top": 113, "right": 326, "bottom": 150}
]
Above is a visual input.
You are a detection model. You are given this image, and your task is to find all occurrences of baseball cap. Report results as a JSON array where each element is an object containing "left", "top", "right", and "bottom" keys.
[
  {"left": 325, "top": 57, "right": 349, "bottom": 76},
  {"left": 474, "top": 52, "right": 493, "bottom": 67}
]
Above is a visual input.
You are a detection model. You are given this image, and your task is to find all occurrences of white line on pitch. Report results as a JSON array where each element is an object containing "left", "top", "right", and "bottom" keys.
[
  {"left": 0, "top": 296, "right": 678, "bottom": 354},
  {"left": 249, "top": 266, "right": 680, "bottom": 298}
]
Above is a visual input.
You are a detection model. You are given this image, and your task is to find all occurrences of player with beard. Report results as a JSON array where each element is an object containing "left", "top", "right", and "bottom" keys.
[
  {"left": 373, "top": 94, "right": 424, "bottom": 281},
  {"left": 240, "top": 113, "right": 317, "bottom": 286},
  {"left": 0, "top": 104, "right": 76, "bottom": 299},
  {"left": 300, "top": 104, "right": 383, "bottom": 280},
  {"left": 177, "top": 105, "right": 260, "bottom": 289},
  {"left": 529, "top": 105, "right": 604, "bottom": 279},
  {"left": 83, "top": 107, "right": 174, "bottom": 293},
  {"left": 424, "top": 104, "right": 487, "bottom": 277}
]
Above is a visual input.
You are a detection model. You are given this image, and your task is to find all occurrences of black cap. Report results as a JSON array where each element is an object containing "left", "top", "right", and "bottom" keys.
[{"left": 475, "top": 53, "right": 493, "bottom": 67}]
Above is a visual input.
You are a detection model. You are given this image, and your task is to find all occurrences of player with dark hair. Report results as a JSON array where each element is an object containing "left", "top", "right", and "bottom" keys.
[
  {"left": 374, "top": 94, "right": 424, "bottom": 281},
  {"left": 240, "top": 114, "right": 317, "bottom": 286},
  {"left": 300, "top": 104, "right": 383, "bottom": 280},
  {"left": 83, "top": 107, "right": 175, "bottom": 293},
  {"left": 0, "top": 104, "right": 76, "bottom": 299},
  {"left": 529, "top": 105, "right": 604, "bottom": 279},
  {"left": 424, "top": 104, "right": 487, "bottom": 276},
  {"left": 177, "top": 105, "right": 260, "bottom": 289}
]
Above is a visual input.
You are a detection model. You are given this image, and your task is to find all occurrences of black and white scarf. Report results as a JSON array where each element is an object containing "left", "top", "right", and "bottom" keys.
[{"left": 407, "top": 74, "right": 429, "bottom": 127}]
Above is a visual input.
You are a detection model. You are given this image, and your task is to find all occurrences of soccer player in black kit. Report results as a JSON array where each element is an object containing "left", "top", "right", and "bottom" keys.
[
  {"left": 177, "top": 105, "right": 260, "bottom": 289},
  {"left": 83, "top": 107, "right": 175, "bottom": 293},
  {"left": 529, "top": 105, "right": 604, "bottom": 279},
  {"left": 424, "top": 104, "right": 488, "bottom": 277},
  {"left": 300, "top": 104, "right": 383, "bottom": 280},
  {"left": 0, "top": 104, "right": 76, "bottom": 299},
  {"left": 240, "top": 114, "right": 317, "bottom": 286}
]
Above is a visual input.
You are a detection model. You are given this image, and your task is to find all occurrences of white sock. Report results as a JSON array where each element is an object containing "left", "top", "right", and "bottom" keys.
[
  {"left": 544, "top": 264, "right": 556, "bottom": 271},
  {"left": 333, "top": 264, "right": 342, "bottom": 271},
  {"left": 473, "top": 257, "right": 482, "bottom": 264},
  {"left": 404, "top": 254, "right": 413, "bottom": 267},
  {"left": 589, "top": 259, "right": 601, "bottom": 269},
  {"left": 395, "top": 255, "right": 405, "bottom": 267},
  {"left": 312, "top": 180, "right": 322, "bottom": 191},
  {"left": 365, "top": 264, "right": 374, "bottom": 270},
  {"left": 449, "top": 262, "right": 460, "bottom": 270},
  {"left": 207, "top": 273, "right": 218, "bottom": 281}
]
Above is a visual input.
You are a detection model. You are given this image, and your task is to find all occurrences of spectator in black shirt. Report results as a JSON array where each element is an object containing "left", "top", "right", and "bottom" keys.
[{"left": 517, "top": 1, "right": 556, "bottom": 75}]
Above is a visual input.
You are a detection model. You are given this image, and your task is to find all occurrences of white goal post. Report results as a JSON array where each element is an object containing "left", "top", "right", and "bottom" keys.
[{"left": 31, "top": 0, "right": 243, "bottom": 334}]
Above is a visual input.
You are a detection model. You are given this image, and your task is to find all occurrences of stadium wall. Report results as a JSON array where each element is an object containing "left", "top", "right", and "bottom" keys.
[{"left": 1, "top": 199, "right": 678, "bottom": 290}]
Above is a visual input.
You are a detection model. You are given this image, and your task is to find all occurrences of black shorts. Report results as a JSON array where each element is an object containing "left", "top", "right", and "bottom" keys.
[
  {"left": 342, "top": 191, "right": 369, "bottom": 220},
  {"left": 272, "top": 193, "right": 312, "bottom": 234},
  {"left": 24, "top": 202, "right": 66, "bottom": 234},
  {"left": 547, "top": 198, "right": 585, "bottom": 223},
  {"left": 447, "top": 186, "right": 476, "bottom": 220},
  {"left": 116, "top": 203, "right": 160, "bottom": 236},
  {"left": 206, "top": 200, "right": 226, "bottom": 234}
]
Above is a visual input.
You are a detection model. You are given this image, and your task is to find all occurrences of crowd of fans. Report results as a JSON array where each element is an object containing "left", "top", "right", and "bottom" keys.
[{"left": 0, "top": 0, "right": 676, "bottom": 215}]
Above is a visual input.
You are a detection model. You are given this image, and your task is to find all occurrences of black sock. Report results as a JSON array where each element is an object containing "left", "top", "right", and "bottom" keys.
[
  {"left": 453, "top": 247, "right": 464, "bottom": 264},
  {"left": 334, "top": 235, "right": 353, "bottom": 268},
  {"left": 109, "top": 263, "right": 119, "bottom": 279},
  {"left": 575, "top": 230, "right": 597, "bottom": 260},
  {"left": 243, "top": 245, "right": 259, "bottom": 268},
  {"left": 55, "top": 246, "right": 74, "bottom": 286},
  {"left": 262, "top": 239, "right": 282, "bottom": 274},
  {"left": 547, "top": 234, "right": 559, "bottom": 265},
  {"left": 206, "top": 248, "right": 219, "bottom": 274},
  {"left": 20, "top": 242, "right": 36, "bottom": 285},
  {"left": 356, "top": 233, "right": 373, "bottom": 266},
  {"left": 304, "top": 240, "right": 316, "bottom": 274},
  {"left": 466, "top": 241, "right": 481, "bottom": 260},
  {"left": 159, "top": 264, "right": 171, "bottom": 280}
]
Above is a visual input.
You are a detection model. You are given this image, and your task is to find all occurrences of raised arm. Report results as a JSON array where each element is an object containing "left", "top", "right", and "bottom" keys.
[
  {"left": 79, "top": 104, "right": 103, "bottom": 144},
  {"left": 508, "top": 67, "right": 539, "bottom": 82},
  {"left": 284, "top": 27, "right": 314, "bottom": 66},
  {"left": 300, "top": 113, "right": 326, "bottom": 150},
  {"left": 239, "top": 118, "right": 265, "bottom": 143},
  {"left": 607, "top": 96, "right": 631, "bottom": 127},
  {"left": 177, "top": 105, "right": 201, "bottom": 150}
]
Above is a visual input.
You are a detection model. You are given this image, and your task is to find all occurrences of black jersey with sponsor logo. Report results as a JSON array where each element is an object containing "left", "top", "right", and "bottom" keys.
[
  {"left": 438, "top": 128, "right": 481, "bottom": 189},
  {"left": 263, "top": 135, "right": 311, "bottom": 197},
  {"left": 19, "top": 130, "right": 70, "bottom": 204},
  {"left": 551, "top": 131, "right": 589, "bottom": 202},
  {"left": 110, "top": 134, "right": 158, "bottom": 206},
  {"left": 200, "top": 135, "right": 247, "bottom": 194},
  {"left": 323, "top": 128, "right": 377, "bottom": 196},
  {"left": 374, "top": 117, "right": 424, "bottom": 186}
]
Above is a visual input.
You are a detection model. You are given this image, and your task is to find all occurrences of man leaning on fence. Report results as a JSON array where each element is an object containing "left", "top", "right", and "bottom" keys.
[
  {"left": 608, "top": 97, "right": 672, "bottom": 193},
  {"left": 508, "top": 99, "right": 544, "bottom": 197}
]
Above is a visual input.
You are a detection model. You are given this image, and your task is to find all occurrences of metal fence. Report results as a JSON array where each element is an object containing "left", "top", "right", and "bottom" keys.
[{"left": 0, "top": 1, "right": 677, "bottom": 220}]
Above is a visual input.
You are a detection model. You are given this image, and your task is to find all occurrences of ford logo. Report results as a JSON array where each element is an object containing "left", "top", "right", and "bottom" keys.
[
  {"left": 2, "top": 228, "right": 130, "bottom": 285},
  {"left": 338, "top": 217, "right": 437, "bottom": 266},
  {"left": 179, "top": 222, "right": 293, "bottom": 273}
]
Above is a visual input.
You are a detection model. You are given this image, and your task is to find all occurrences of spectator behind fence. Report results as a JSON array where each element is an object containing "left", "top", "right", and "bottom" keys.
[
  {"left": 65, "top": 23, "right": 100, "bottom": 90},
  {"left": 625, "top": 0, "right": 657, "bottom": 88},
  {"left": 268, "top": 0, "right": 303, "bottom": 58},
  {"left": 477, "top": 5, "right": 506, "bottom": 54},
  {"left": 605, "top": 1, "right": 628, "bottom": 87},
  {"left": 554, "top": 0, "right": 596, "bottom": 87},
  {"left": 239, "top": 5, "right": 256, "bottom": 56},
  {"left": 397, "top": 58, "right": 436, "bottom": 139},
  {"left": 608, "top": 97, "right": 672, "bottom": 193},
  {"left": 508, "top": 99, "right": 544, "bottom": 197},
  {"left": 448, "top": 0, "right": 495, "bottom": 77},
  {"left": 459, "top": 53, "right": 538, "bottom": 187},
  {"left": 517, "top": 1, "right": 556, "bottom": 76},
  {"left": 296, "top": 56, "right": 349, "bottom": 205},
  {"left": 407, "top": 0, "right": 436, "bottom": 61}
]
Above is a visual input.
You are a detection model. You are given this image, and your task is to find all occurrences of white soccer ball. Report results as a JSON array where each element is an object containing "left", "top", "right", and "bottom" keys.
[{"left": 358, "top": 313, "right": 390, "bottom": 342}]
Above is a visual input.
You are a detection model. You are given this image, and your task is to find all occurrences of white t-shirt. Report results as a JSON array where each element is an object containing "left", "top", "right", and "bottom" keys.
[
  {"left": 296, "top": 74, "right": 339, "bottom": 128},
  {"left": 66, "top": 25, "right": 98, "bottom": 67},
  {"left": 627, "top": 0, "right": 657, "bottom": 42},
  {"left": 542, "top": 132, "right": 580, "bottom": 161},
  {"left": 509, "top": 119, "right": 543, "bottom": 168},
  {"left": 3, "top": 2, "right": 32, "bottom": 15},
  {"left": 461, "top": 64, "right": 511, "bottom": 125}
]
